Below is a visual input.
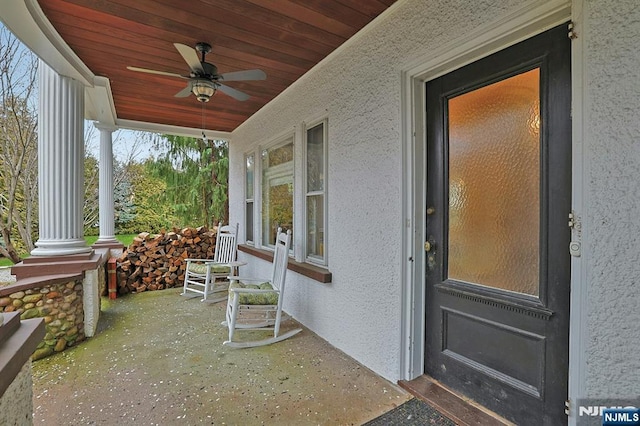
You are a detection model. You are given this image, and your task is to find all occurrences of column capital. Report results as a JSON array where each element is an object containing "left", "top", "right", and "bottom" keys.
[{"left": 93, "top": 122, "right": 118, "bottom": 132}]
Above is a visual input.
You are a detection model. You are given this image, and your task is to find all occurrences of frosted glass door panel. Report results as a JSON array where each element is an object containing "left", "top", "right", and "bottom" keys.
[{"left": 447, "top": 69, "right": 540, "bottom": 296}]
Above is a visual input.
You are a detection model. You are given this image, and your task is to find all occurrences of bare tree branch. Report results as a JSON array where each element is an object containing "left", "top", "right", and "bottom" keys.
[{"left": 0, "top": 27, "right": 39, "bottom": 262}]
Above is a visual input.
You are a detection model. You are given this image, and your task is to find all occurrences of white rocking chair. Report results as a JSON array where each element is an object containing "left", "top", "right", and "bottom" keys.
[
  {"left": 223, "top": 229, "right": 301, "bottom": 348},
  {"left": 181, "top": 222, "right": 238, "bottom": 303}
]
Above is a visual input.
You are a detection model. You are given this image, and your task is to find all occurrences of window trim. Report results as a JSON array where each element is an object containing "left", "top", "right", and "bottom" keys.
[
  {"left": 244, "top": 152, "right": 255, "bottom": 244},
  {"left": 259, "top": 134, "right": 295, "bottom": 251},
  {"left": 303, "top": 118, "right": 328, "bottom": 266}
]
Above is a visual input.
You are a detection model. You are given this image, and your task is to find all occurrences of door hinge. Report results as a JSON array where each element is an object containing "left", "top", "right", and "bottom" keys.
[
  {"left": 565, "top": 399, "right": 570, "bottom": 416},
  {"left": 568, "top": 210, "right": 583, "bottom": 233},
  {"left": 568, "top": 211, "right": 577, "bottom": 229},
  {"left": 568, "top": 21, "right": 578, "bottom": 40}
]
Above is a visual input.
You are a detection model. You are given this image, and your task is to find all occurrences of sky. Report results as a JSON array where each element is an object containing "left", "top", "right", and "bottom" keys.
[{"left": 84, "top": 125, "right": 161, "bottom": 163}]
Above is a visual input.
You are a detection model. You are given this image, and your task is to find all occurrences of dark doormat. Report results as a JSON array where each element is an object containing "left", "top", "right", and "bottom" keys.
[{"left": 363, "top": 398, "right": 457, "bottom": 425}]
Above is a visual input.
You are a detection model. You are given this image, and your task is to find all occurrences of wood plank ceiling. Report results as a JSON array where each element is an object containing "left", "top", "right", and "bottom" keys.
[{"left": 37, "top": 0, "right": 396, "bottom": 133}]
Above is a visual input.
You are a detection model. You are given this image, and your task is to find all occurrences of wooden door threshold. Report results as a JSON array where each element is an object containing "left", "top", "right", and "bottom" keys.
[{"left": 398, "top": 375, "right": 514, "bottom": 426}]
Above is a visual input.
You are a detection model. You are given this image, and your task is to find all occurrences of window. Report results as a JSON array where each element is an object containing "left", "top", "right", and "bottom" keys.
[
  {"left": 305, "top": 121, "right": 327, "bottom": 264},
  {"left": 244, "top": 154, "right": 254, "bottom": 243},
  {"left": 261, "top": 138, "right": 294, "bottom": 247},
  {"left": 244, "top": 122, "right": 328, "bottom": 270}
]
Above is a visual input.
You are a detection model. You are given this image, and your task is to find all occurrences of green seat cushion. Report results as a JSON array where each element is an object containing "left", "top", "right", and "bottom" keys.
[
  {"left": 211, "top": 264, "right": 231, "bottom": 274},
  {"left": 187, "top": 263, "right": 231, "bottom": 275},
  {"left": 229, "top": 281, "right": 279, "bottom": 305}
]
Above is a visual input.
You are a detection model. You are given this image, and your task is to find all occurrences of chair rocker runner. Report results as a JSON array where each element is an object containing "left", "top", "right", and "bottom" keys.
[
  {"left": 182, "top": 222, "right": 238, "bottom": 303},
  {"left": 223, "top": 229, "right": 301, "bottom": 348}
]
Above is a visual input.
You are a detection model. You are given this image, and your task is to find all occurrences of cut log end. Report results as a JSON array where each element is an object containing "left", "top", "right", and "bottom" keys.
[{"left": 116, "top": 227, "right": 218, "bottom": 294}]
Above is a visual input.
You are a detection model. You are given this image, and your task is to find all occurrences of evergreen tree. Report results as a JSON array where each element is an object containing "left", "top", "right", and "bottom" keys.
[
  {"left": 123, "top": 162, "right": 177, "bottom": 233},
  {"left": 149, "top": 135, "right": 228, "bottom": 228},
  {"left": 113, "top": 178, "right": 136, "bottom": 232}
]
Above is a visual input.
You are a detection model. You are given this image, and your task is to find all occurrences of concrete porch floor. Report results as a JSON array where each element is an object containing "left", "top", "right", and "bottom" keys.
[{"left": 32, "top": 287, "right": 411, "bottom": 425}]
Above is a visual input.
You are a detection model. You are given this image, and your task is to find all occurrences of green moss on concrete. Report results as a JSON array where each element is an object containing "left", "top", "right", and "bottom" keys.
[{"left": 31, "top": 288, "right": 411, "bottom": 424}]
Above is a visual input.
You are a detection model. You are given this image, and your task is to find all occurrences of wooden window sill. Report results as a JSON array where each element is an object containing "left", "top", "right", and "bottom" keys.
[{"left": 238, "top": 244, "right": 332, "bottom": 283}]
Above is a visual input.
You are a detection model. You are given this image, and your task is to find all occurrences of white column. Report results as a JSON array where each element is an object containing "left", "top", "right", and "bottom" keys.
[
  {"left": 94, "top": 122, "right": 118, "bottom": 244},
  {"left": 31, "top": 60, "right": 91, "bottom": 256}
]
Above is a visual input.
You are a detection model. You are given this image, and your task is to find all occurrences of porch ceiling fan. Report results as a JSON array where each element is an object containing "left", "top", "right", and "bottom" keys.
[{"left": 126, "top": 42, "right": 266, "bottom": 102}]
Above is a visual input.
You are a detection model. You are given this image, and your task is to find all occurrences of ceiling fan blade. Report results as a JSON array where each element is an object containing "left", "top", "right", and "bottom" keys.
[
  {"left": 127, "top": 66, "right": 186, "bottom": 79},
  {"left": 220, "top": 69, "right": 267, "bottom": 82},
  {"left": 174, "top": 43, "right": 204, "bottom": 74},
  {"left": 217, "top": 83, "right": 250, "bottom": 101},
  {"left": 174, "top": 83, "right": 192, "bottom": 98}
]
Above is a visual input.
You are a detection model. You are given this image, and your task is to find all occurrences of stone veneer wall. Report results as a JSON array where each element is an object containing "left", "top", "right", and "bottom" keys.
[
  {"left": 0, "top": 362, "right": 34, "bottom": 424},
  {"left": 0, "top": 277, "right": 85, "bottom": 360}
]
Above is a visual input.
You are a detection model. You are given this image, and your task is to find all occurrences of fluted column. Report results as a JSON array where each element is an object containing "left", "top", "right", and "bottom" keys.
[
  {"left": 94, "top": 122, "right": 118, "bottom": 245},
  {"left": 31, "top": 60, "right": 91, "bottom": 256}
]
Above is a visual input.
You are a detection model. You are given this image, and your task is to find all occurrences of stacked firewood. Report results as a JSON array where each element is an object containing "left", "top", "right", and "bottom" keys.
[{"left": 116, "top": 226, "right": 217, "bottom": 294}]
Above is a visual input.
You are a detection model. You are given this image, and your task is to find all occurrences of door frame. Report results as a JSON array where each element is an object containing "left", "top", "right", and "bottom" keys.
[{"left": 399, "top": 0, "right": 588, "bottom": 424}]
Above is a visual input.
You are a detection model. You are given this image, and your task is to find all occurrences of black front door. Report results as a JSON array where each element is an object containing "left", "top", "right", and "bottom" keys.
[{"left": 424, "top": 24, "right": 571, "bottom": 425}]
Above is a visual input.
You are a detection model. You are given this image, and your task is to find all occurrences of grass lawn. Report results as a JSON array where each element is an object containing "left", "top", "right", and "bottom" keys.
[
  {"left": 0, "top": 234, "right": 138, "bottom": 267},
  {"left": 84, "top": 234, "right": 137, "bottom": 247},
  {"left": 114, "top": 234, "right": 137, "bottom": 247}
]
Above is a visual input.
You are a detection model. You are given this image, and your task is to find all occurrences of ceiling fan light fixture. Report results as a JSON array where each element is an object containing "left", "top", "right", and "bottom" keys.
[
  {"left": 192, "top": 80, "right": 216, "bottom": 102},
  {"left": 128, "top": 43, "right": 263, "bottom": 102}
]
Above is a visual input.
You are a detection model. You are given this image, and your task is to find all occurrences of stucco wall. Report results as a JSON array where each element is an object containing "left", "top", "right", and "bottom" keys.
[
  {"left": 582, "top": 0, "right": 640, "bottom": 396},
  {"left": 230, "top": 0, "right": 640, "bottom": 390},
  {"left": 0, "top": 362, "right": 33, "bottom": 425},
  {"left": 229, "top": 0, "right": 527, "bottom": 381}
]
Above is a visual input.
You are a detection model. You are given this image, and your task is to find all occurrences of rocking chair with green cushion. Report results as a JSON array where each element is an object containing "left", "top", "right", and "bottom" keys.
[
  {"left": 223, "top": 228, "right": 301, "bottom": 348},
  {"left": 181, "top": 222, "right": 238, "bottom": 303}
]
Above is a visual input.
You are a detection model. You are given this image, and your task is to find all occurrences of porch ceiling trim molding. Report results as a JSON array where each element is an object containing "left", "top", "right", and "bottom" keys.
[{"left": 115, "top": 119, "right": 230, "bottom": 141}]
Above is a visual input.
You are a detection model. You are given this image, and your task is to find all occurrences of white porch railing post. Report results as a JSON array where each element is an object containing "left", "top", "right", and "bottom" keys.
[
  {"left": 31, "top": 60, "right": 92, "bottom": 256},
  {"left": 94, "top": 122, "right": 118, "bottom": 245}
]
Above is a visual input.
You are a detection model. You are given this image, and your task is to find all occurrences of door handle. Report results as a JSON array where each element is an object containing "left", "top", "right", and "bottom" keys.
[
  {"left": 424, "top": 240, "right": 435, "bottom": 252},
  {"left": 425, "top": 238, "right": 436, "bottom": 270}
]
